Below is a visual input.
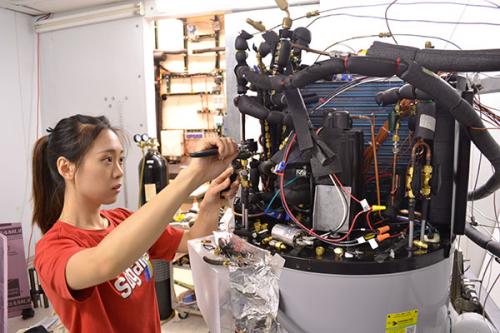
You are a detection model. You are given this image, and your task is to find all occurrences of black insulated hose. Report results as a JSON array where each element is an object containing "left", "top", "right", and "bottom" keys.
[
  {"left": 367, "top": 41, "right": 500, "bottom": 72},
  {"left": 235, "top": 95, "right": 293, "bottom": 127},
  {"left": 376, "top": 84, "right": 432, "bottom": 106},
  {"left": 465, "top": 223, "right": 500, "bottom": 258},
  {"left": 399, "top": 61, "right": 500, "bottom": 201},
  {"left": 238, "top": 56, "right": 409, "bottom": 92},
  {"left": 236, "top": 66, "right": 288, "bottom": 91},
  {"left": 237, "top": 55, "right": 500, "bottom": 200}
]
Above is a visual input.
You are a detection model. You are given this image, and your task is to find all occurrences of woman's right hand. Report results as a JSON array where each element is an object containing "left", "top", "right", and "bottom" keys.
[{"left": 186, "top": 137, "right": 238, "bottom": 185}]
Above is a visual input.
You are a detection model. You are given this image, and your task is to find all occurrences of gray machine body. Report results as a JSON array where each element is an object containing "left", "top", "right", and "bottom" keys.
[{"left": 279, "top": 258, "right": 452, "bottom": 333}]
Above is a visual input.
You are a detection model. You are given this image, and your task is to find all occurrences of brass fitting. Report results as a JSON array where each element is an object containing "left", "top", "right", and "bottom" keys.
[
  {"left": 306, "top": 10, "right": 320, "bottom": 18},
  {"left": 413, "top": 240, "right": 428, "bottom": 250},
  {"left": 421, "top": 164, "right": 433, "bottom": 198},
  {"left": 256, "top": 53, "right": 267, "bottom": 72},
  {"left": 315, "top": 246, "right": 325, "bottom": 257},
  {"left": 270, "top": 240, "right": 287, "bottom": 251},
  {"left": 246, "top": 18, "right": 266, "bottom": 32},
  {"left": 406, "top": 166, "right": 415, "bottom": 199},
  {"left": 333, "top": 247, "right": 344, "bottom": 257},
  {"left": 282, "top": 16, "right": 292, "bottom": 29},
  {"left": 262, "top": 236, "right": 273, "bottom": 245},
  {"left": 240, "top": 160, "right": 250, "bottom": 188}
]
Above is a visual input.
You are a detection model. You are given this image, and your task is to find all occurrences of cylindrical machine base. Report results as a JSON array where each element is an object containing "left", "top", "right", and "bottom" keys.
[{"left": 279, "top": 257, "right": 452, "bottom": 333}]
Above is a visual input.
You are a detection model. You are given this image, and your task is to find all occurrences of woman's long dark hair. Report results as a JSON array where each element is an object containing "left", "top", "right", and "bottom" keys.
[{"left": 32, "top": 115, "right": 119, "bottom": 233}]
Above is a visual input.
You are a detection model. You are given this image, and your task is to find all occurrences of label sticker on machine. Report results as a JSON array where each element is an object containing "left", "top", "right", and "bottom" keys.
[
  {"left": 419, "top": 114, "right": 436, "bottom": 132},
  {"left": 385, "top": 309, "right": 418, "bottom": 333}
]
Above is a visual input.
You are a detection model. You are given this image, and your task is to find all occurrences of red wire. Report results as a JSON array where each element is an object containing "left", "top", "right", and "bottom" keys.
[
  {"left": 279, "top": 133, "right": 367, "bottom": 245},
  {"left": 388, "top": 227, "right": 408, "bottom": 239},
  {"left": 331, "top": 172, "right": 362, "bottom": 204},
  {"left": 366, "top": 211, "right": 374, "bottom": 230},
  {"left": 317, "top": 126, "right": 363, "bottom": 205}
]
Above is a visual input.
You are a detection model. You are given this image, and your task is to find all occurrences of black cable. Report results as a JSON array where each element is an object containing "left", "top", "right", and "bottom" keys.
[
  {"left": 309, "top": 76, "right": 367, "bottom": 111},
  {"left": 479, "top": 255, "right": 495, "bottom": 302},
  {"left": 336, "top": 43, "right": 356, "bottom": 53},
  {"left": 471, "top": 153, "right": 484, "bottom": 222},
  {"left": 445, "top": 0, "right": 469, "bottom": 49},
  {"left": 304, "top": 1, "right": 500, "bottom": 29},
  {"left": 482, "top": 273, "right": 500, "bottom": 316},
  {"left": 307, "top": 13, "right": 500, "bottom": 28},
  {"left": 471, "top": 106, "right": 485, "bottom": 224},
  {"left": 35, "top": 13, "right": 51, "bottom": 22},
  {"left": 473, "top": 223, "right": 500, "bottom": 229},
  {"left": 313, "top": 33, "right": 462, "bottom": 63},
  {"left": 385, "top": 1, "right": 399, "bottom": 44},
  {"left": 483, "top": 0, "right": 500, "bottom": 8}
]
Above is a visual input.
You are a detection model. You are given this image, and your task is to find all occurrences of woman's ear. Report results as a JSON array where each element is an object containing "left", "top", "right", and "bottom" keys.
[{"left": 56, "top": 156, "right": 76, "bottom": 180}]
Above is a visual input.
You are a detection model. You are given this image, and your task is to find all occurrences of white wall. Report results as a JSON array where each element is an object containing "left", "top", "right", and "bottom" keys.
[
  {"left": 39, "top": 16, "right": 157, "bottom": 215},
  {"left": 0, "top": 9, "right": 38, "bottom": 258}
]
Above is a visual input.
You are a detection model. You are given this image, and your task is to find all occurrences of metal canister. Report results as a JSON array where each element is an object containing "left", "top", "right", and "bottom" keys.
[{"left": 271, "top": 224, "right": 303, "bottom": 247}]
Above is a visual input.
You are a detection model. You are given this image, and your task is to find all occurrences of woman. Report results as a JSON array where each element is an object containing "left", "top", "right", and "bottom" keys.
[{"left": 32, "top": 114, "right": 238, "bottom": 332}]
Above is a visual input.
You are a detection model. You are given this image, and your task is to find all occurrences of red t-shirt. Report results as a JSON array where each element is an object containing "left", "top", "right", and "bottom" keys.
[{"left": 34, "top": 208, "right": 184, "bottom": 333}]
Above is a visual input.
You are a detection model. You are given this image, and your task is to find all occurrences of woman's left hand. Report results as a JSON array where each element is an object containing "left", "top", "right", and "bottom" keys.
[{"left": 200, "top": 167, "right": 240, "bottom": 210}]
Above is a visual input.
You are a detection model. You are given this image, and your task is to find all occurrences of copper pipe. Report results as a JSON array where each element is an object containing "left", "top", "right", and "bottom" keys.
[
  {"left": 354, "top": 115, "right": 381, "bottom": 206},
  {"left": 290, "top": 43, "right": 331, "bottom": 56}
]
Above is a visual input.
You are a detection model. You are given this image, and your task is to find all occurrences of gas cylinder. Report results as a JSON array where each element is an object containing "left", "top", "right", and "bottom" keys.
[
  {"left": 139, "top": 142, "right": 169, "bottom": 206},
  {"left": 137, "top": 137, "right": 172, "bottom": 320}
]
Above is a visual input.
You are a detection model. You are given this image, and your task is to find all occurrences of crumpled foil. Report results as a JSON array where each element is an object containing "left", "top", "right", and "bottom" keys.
[{"left": 214, "top": 232, "right": 284, "bottom": 333}]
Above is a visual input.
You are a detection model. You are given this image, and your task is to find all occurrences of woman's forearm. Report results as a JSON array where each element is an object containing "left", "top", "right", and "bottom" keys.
[
  {"left": 177, "top": 203, "right": 221, "bottom": 252},
  {"left": 98, "top": 168, "right": 201, "bottom": 277}
]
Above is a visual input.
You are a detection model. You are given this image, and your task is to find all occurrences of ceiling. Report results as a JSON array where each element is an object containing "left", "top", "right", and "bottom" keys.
[{"left": 0, "top": 0, "right": 125, "bottom": 15}]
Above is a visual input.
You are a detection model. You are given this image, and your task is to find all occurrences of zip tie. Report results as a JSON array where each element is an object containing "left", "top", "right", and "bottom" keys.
[
  {"left": 360, "top": 199, "right": 371, "bottom": 212},
  {"left": 274, "top": 161, "right": 286, "bottom": 173}
]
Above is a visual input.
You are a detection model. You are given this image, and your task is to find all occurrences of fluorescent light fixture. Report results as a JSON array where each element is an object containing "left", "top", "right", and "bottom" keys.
[
  {"left": 146, "top": 0, "right": 318, "bottom": 19},
  {"left": 34, "top": 2, "right": 144, "bottom": 33}
]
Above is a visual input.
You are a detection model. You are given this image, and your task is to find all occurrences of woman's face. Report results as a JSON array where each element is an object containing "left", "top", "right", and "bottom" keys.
[{"left": 74, "top": 129, "right": 125, "bottom": 205}]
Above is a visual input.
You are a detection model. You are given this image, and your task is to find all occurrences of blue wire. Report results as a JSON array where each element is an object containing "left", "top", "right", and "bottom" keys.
[{"left": 265, "top": 177, "right": 299, "bottom": 213}]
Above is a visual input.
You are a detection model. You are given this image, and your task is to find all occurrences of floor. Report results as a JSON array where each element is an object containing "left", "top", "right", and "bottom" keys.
[
  {"left": 161, "top": 264, "right": 209, "bottom": 333},
  {"left": 161, "top": 314, "right": 208, "bottom": 333}
]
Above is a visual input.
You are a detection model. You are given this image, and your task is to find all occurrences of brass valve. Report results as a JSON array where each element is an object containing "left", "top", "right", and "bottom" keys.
[
  {"left": 282, "top": 16, "right": 292, "bottom": 29},
  {"left": 333, "top": 247, "right": 344, "bottom": 257},
  {"left": 406, "top": 166, "right": 415, "bottom": 199},
  {"left": 246, "top": 18, "right": 266, "bottom": 32},
  {"left": 413, "top": 240, "right": 428, "bottom": 250},
  {"left": 269, "top": 240, "right": 287, "bottom": 251},
  {"left": 421, "top": 164, "right": 433, "bottom": 198},
  {"left": 315, "top": 246, "right": 326, "bottom": 257},
  {"left": 262, "top": 236, "right": 273, "bottom": 245},
  {"left": 306, "top": 10, "right": 320, "bottom": 18}
]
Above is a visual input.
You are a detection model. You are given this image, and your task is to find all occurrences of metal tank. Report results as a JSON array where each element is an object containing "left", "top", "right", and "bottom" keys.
[{"left": 279, "top": 255, "right": 452, "bottom": 333}]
